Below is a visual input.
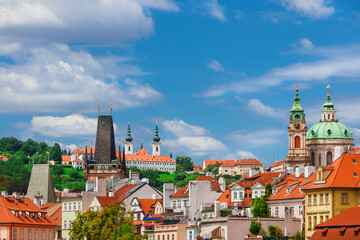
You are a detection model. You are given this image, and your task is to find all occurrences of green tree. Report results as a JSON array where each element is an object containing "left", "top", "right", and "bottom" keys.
[
  {"left": 50, "top": 143, "right": 62, "bottom": 164},
  {"left": 249, "top": 221, "right": 261, "bottom": 235},
  {"left": 36, "top": 142, "right": 48, "bottom": 154},
  {"left": 175, "top": 156, "right": 193, "bottom": 171},
  {"left": 251, "top": 196, "right": 269, "bottom": 217},
  {"left": 205, "top": 162, "right": 222, "bottom": 174},
  {"left": 268, "top": 225, "right": 282, "bottom": 237},
  {"left": 21, "top": 139, "right": 38, "bottom": 156},
  {"left": 0, "top": 137, "right": 22, "bottom": 153},
  {"left": 70, "top": 201, "right": 147, "bottom": 240}
]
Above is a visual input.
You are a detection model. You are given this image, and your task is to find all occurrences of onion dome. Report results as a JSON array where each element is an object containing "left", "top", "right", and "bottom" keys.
[
  {"left": 153, "top": 124, "right": 160, "bottom": 143},
  {"left": 125, "top": 123, "right": 133, "bottom": 142},
  {"left": 290, "top": 85, "right": 305, "bottom": 121}
]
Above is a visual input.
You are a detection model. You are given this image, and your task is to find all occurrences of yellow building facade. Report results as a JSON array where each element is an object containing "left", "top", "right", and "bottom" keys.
[{"left": 303, "top": 154, "right": 360, "bottom": 239}]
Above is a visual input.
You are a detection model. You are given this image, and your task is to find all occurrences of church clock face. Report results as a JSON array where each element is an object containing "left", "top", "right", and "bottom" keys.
[{"left": 293, "top": 123, "right": 301, "bottom": 130}]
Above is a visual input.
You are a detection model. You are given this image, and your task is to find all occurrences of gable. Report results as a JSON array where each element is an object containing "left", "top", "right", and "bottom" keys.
[
  {"left": 131, "top": 197, "right": 140, "bottom": 206},
  {"left": 89, "top": 196, "right": 101, "bottom": 208},
  {"left": 231, "top": 183, "right": 244, "bottom": 191},
  {"left": 251, "top": 182, "right": 265, "bottom": 189}
]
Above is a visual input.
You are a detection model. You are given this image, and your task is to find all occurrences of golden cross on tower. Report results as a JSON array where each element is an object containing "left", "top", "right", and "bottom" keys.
[
  {"left": 98, "top": 103, "right": 100, "bottom": 115},
  {"left": 327, "top": 84, "right": 331, "bottom": 96},
  {"left": 110, "top": 102, "right": 113, "bottom": 115},
  {"left": 296, "top": 82, "right": 299, "bottom": 90}
]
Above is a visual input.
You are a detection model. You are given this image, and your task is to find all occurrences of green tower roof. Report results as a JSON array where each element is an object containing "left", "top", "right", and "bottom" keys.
[
  {"left": 306, "top": 121, "right": 353, "bottom": 139},
  {"left": 290, "top": 86, "right": 305, "bottom": 121}
]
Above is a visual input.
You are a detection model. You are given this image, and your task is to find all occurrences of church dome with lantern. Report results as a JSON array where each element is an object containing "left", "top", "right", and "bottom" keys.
[{"left": 306, "top": 85, "right": 354, "bottom": 167}]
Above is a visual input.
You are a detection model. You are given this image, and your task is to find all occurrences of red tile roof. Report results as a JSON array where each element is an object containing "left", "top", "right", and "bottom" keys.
[
  {"left": 303, "top": 153, "right": 360, "bottom": 190},
  {"left": 138, "top": 199, "right": 158, "bottom": 216},
  {"left": 115, "top": 184, "right": 138, "bottom": 201},
  {"left": 61, "top": 155, "right": 71, "bottom": 162},
  {"left": 204, "top": 159, "right": 263, "bottom": 168},
  {"left": 354, "top": 148, "right": 360, "bottom": 155},
  {"left": 72, "top": 158, "right": 83, "bottom": 163},
  {"left": 270, "top": 161, "right": 285, "bottom": 168},
  {"left": 97, "top": 196, "right": 117, "bottom": 207},
  {"left": 193, "top": 164, "right": 203, "bottom": 169},
  {"left": 0, "top": 196, "right": 56, "bottom": 226},
  {"left": 42, "top": 203, "right": 62, "bottom": 228},
  {"left": 171, "top": 176, "right": 222, "bottom": 198},
  {"left": 310, "top": 207, "right": 360, "bottom": 240}
]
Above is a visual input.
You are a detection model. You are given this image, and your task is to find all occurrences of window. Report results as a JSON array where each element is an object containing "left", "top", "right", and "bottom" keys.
[
  {"left": 42, "top": 230, "right": 45, "bottom": 240},
  {"left": 320, "top": 216, "right": 323, "bottom": 223},
  {"left": 353, "top": 159, "right": 357, "bottom": 164},
  {"left": 313, "top": 195, "right": 317, "bottom": 205},
  {"left": 275, "top": 207, "right": 279, "bottom": 217},
  {"left": 234, "top": 191, "right": 238, "bottom": 199},
  {"left": 189, "top": 230, "right": 193, "bottom": 240},
  {"left": 29, "top": 230, "right": 32, "bottom": 240},
  {"left": 13, "top": 229, "right": 17, "bottom": 239},
  {"left": 342, "top": 193, "right": 349, "bottom": 204},
  {"left": 320, "top": 194, "right": 323, "bottom": 204},
  {"left": 299, "top": 206, "right": 302, "bottom": 215},
  {"left": 326, "top": 215, "right": 329, "bottom": 221},
  {"left": 35, "top": 230, "right": 39, "bottom": 240},
  {"left": 325, "top": 193, "right": 329, "bottom": 204},
  {"left": 64, "top": 220, "right": 67, "bottom": 229},
  {"left": 317, "top": 172, "right": 322, "bottom": 181},
  {"left": 78, "top": 202, "right": 81, "bottom": 210},
  {"left": 295, "top": 136, "right": 301, "bottom": 148},
  {"left": 308, "top": 195, "right": 312, "bottom": 205},
  {"left": 308, "top": 217, "right": 312, "bottom": 230},
  {"left": 172, "top": 234, "right": 175, "bottom": 240},
  {"left": 355, "top": 173, "right": 358, "bottom": 177},
  {"left": 313, "top": 216, "right": 317, "bottom": 229}
]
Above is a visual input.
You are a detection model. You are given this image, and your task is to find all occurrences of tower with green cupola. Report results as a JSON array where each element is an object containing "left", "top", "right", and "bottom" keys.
[
  {"left": 285, "top": 84, "right": 311, "bottom": 168},
  {"left": 306, "top": 85, "right": 354, "bottom": 167},
  {"left": 125, "top": 121, "right": 134, "bottom": 154},
  {"left": 152, "top": 122, "right": 161, "bottom": 156}
]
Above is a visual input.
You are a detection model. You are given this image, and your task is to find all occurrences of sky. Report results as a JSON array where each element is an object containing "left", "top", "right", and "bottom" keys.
[{"left": 1, "top": 0, "right": 360, "bottom": 166}]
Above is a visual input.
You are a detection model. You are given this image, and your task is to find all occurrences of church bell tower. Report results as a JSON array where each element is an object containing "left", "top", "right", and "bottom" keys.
[{"left": 285, "top": 84, "right": 311, "bottom": 167}]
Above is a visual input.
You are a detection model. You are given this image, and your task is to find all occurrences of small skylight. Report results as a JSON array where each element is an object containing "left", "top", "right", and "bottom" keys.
[
  {"left": 354, "top": 173, "right": 358, "bottom": 177},
  {"left": 353, "top": 159, "right": 357, "bottom": 164}
]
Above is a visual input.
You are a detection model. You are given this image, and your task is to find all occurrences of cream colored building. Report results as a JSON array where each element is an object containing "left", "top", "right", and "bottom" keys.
[{"left": 154, "top": 223, "right": 187, "bottom": 240}]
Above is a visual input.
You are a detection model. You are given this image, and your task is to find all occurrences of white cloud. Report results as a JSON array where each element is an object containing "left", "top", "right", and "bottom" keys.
[
  {"left": 207, "top": 59, "right": 224, "bottom": 72},
  {"left": 201, "top": 40, "right": 360, "bottom": 97},
  {"left": 31, "top": 114, "right": 101, "bottom": 138},
  {"left": 228, "top": 129, "right": 286, "bottom": 148},
  {"left": 279, "top": 0, "right": 335, "bottom": 19},
  {"left": 161, "top": 118, "right": 226, "bottom": 156},
  {"left": 161, "top": 119, "right": 209, "bottom": 137},
  {"left": 205, "top": 0, "right": 226, "bottom": 21},
  {"left": 163, "top": 136, "right": 227, "bottom": 156},
  {"left": 0, "top": 43, "right": 162, "bottom": 113},
  {"left": 0, "top": 0, "right": 178, "bottom": 43},
  {"left": 236, "top": 150, "right": 257, "bottom": 159},
  {"left": 248, "top": 99, "right": 283, "bottom": 119}
]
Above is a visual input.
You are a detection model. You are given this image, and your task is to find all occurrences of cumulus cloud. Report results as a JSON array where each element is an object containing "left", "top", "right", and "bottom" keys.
[
  {"left": 205, "top": 0, "right": 226, "bottom": 21},
  {"left": 207, "top": 59, "right": 224, "bottom": 72},
  {"left": 161, "top": 119, "right": 227, "bottom": 156},
  {"left": 228, "top": 129, "right": 286, "bottom": 148},
  {"left": 161, "top": 119, "right": 209, "bottom": 137},
  {"left": 31, "top": 114, "right": 101, "bottom": 138},
  {"left": 248, "top": 99, "right": 283, "bottom": 119},
  {"left": 279, "top": 0, "right": 335, "bottom": 19},
  {"left": 0, "top": 0, "right": 178, "bottom": 43},
  {"left": 200, "top": 40, "right": 360, "bottom": 97},
  {"left": 0, "top": 43, "right": 162, "bottom": 113}
]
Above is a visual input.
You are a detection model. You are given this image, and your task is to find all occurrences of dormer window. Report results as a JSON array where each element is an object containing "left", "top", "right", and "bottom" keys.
[
  {"left": 353, "top": 159, "right": 357, "bottom": 164},
  {"left": 317, "top": 171, "right": 322, "bottom": 181},
  {"left": 286, "top": 188, "right": 291, "bottom": 194},
  {"left": 354, "top": 173, "right": 358, "bottom": 177},
  {"left": 272, "top": 188, "right": 276, "bottom": 194}
]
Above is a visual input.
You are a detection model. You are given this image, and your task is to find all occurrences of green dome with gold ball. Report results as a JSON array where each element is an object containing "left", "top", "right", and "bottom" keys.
[{"left": 306, "top": 85, "right": 353, "bottom": 140}]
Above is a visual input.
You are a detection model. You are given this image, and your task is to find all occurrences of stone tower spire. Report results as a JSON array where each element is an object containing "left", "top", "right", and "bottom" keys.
[
  {"left": 285, "top": 83, "right": 310, "bottom": 167},
  {"left": 125, "top": 121, "right": 134, "bottom": 154},
  {"left": 152, "top": 121, "right": 161, "bottom": 156}
]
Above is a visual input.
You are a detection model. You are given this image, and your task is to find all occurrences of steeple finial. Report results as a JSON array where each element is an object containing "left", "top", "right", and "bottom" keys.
[
  {"left": 296, "top": 82, "right": 299, "bottom": 91},
  {"left": 153, "top": 121, "right": 160, "bottom": 143},
  {"left": 327, "top": 84, "right": 331, "bottom": 100},
  {"left": 126, "top": 120, "right": 133, "bottom": 142},
  {"left": 98, "top": 103, "right": 100, "bottom": 116},
  {"left": 84, "top": 139, "right": 88, "bottom": 164},
  {"left": 110, "top": 103, "right": 113, "bottom": 116},
  {"left": 140, "top": 140, "right": 143, "bottom": 149}
]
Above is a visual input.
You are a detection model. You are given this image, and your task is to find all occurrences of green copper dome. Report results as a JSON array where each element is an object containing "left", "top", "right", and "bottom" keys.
[
  {"left": 306, "top": 121, "right": 353, "bottom": 140},
  {"left": 290, "top": 87, "right": 305, "bottom": 121},
  {"left": 153, "top": 124, "right": 160, "bottom": 142},
  {"left": 307, "top": 87, "right": 353, "bottom": 140}
]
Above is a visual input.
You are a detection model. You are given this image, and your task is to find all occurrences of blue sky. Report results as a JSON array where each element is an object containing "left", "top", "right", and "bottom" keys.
[{"left": 0, "top": 0, "right": 360, "bottom": 166}]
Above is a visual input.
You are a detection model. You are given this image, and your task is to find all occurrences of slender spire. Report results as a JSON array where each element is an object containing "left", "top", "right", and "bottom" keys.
[
  {"left": 90, "top": 140, "right": 93, "bottom": 161},
  {"left": 153, "top": 120, "right": 160, "bottom": 143},
  {"left": 322, "top": 84, "right": 335, "bottom": 111},
  {"left": 122, "top": 146, "right": 126, "bottom": 167},
  {"left": 126, "top": 121, "right": 133, "bottom": 142},
  {"left": 290, "top": 83, "right": 304, "bottom": 121},
  {"left": 118, "top": 138, "right": 121, "bottom": 163},
  {"left": 170, "top": 152, "right": 173, "bottom": 159},
  {"left": 84, "top": 139, "right": 88, "bottom": 164},
  {"left": 140, "top": 140, "right": 143, "bottom": 149}
]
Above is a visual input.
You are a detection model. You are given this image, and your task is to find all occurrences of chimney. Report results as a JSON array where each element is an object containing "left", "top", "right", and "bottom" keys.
[
  {"left": 286, "top": 167, "right": 294, "bottom": 175},
  {"left": 304, "top": 166, "right": 315, "bottom": 178},
  {"left": 1, "top": 191, "right": 8, "bottom": 198},
  {"left": 109, "top": 192, "right": 114, "bottom": 197},
  {"left": 12, "top": 192, "right": 20, "bottom": 200},
  {"left": 163, "top": 183, "right": 175, "bottom": 210},
  {"left": 249, "top": 168, "right": 260, "bottom": 177},
  {"left": 295, "top": 166, "right": 304, "bottom": 178},
  {"left": 334, "top": 146, "right": 344, "bottom": 161},
  {"left": 218, "top": 177, "right": 226, "bottom": 192},
  {"left": 214, "top": 201, "right": 221, "bottom": 218},
  {"left": 141, "top": 178, "right": 149, "bottom": 184}
]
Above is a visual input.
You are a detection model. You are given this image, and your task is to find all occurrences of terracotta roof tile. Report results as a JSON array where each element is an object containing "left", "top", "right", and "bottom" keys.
[
  {"left": 138, "top": 199, "right": 158, "bottom": 216},
  {"left": 0, "top": 196, "right": 56, "bottom": 226},
  {"left": 61, "top": 155, "right": 71, "bottom": 162},
  {"left": 270, "top": 161, "right": 285, "bottom": 168},
  {"left": 72, "top": 158, "right": 83, "bottom": 162},
  {"left": 115, "top": 184, "right": 138, "bottom": 201},
  {"left": 97, "top": 196, "right": 117, "bottom": 207},
  {"left": 204, "top": 159, "right": 263, "bottom": 168}
]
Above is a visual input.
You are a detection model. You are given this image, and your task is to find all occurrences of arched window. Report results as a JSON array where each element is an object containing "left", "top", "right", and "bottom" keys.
[
  {"left": 295, "top": 136, "right": 301, "bottom": 148},
  {"left": 311, "top": 152, "right": 315, "bottom": 166},
  {"left": 326, "top": 151, "right": 332, "bottom": 165}
]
